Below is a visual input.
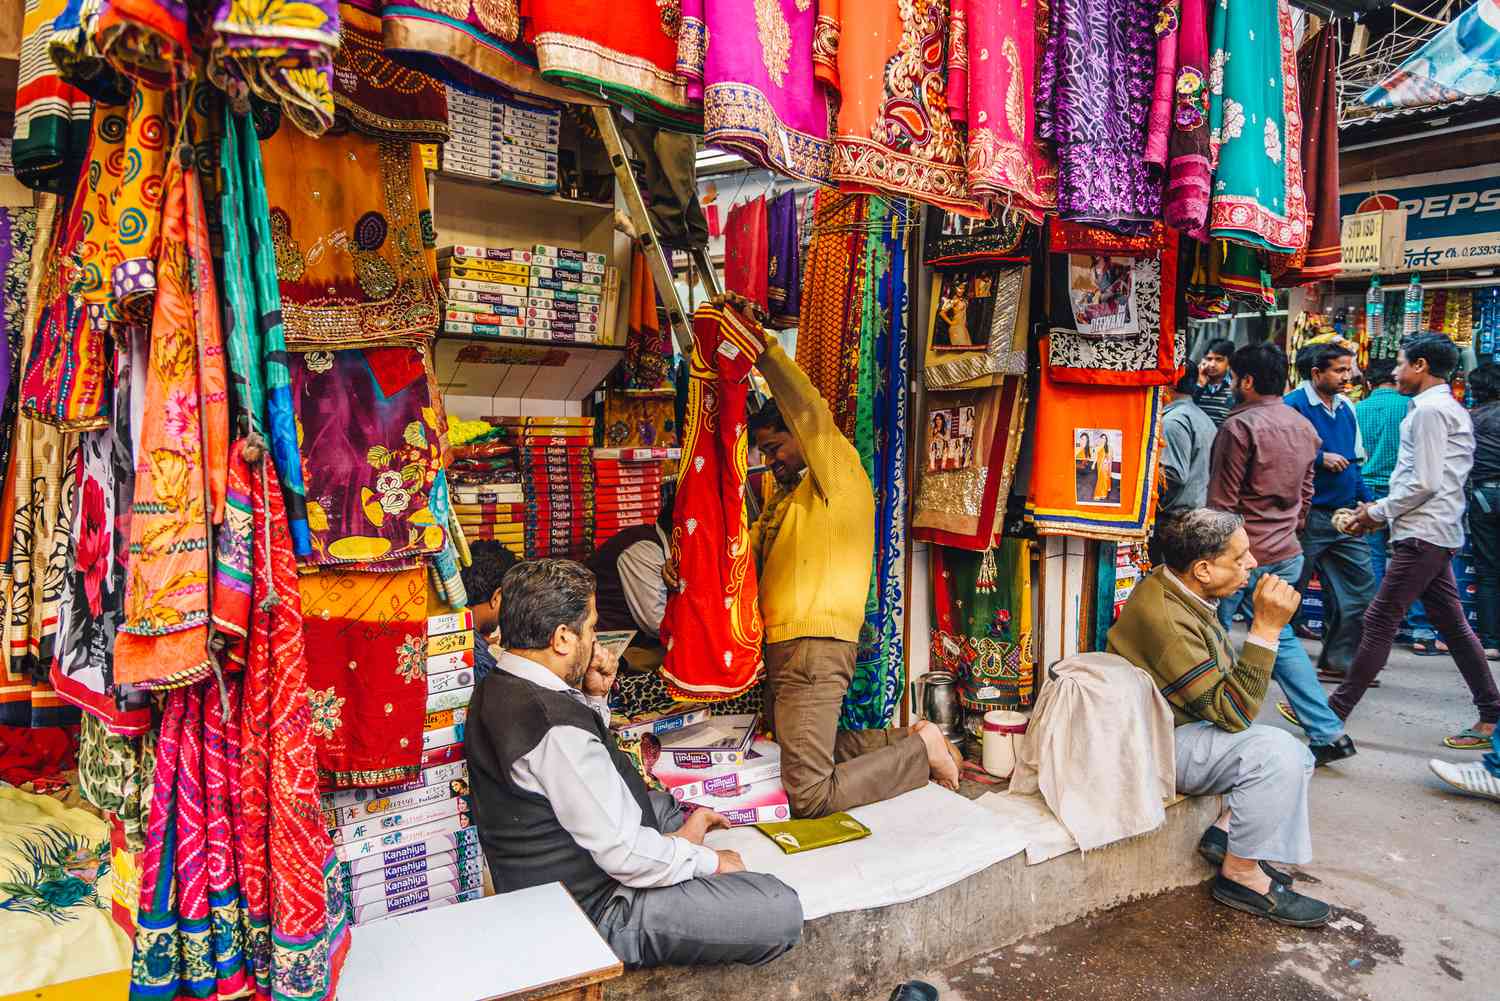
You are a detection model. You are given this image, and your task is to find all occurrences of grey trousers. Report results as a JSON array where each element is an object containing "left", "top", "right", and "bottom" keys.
[
  {"left": 1174, "top": 722, "right": 1314, "bottom": 865},
  {"left": 595, "top": 791, "right": 804, "bottom": 968}
]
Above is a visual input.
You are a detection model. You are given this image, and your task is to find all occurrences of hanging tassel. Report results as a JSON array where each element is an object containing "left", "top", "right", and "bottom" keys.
[{"left": 976, "top": 547, "right": 998, "bottom": 594}]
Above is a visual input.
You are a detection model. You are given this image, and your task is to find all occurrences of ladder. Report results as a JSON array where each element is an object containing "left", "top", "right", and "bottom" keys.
[{"left": 591, "top": 106, "right": 719, "bottom": 357}]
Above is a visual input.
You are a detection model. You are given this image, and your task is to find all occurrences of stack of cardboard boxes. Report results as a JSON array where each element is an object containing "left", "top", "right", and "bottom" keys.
[
  {"left": 624, "top": 709, "right": 791, "bottom": 828},
  {"left": 438, "top": 244, "right": 606, "bottom": 343},
  {"left": 442, "top": 87, "right": 560, "bottom": 192},
  {"left": 504, "top": 416, "right": 594, "bottom": 560}
]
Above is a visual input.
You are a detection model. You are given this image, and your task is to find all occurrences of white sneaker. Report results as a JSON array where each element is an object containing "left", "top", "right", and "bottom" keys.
[{"left": 1428, "top": 759, "right": 1500, "bottom": 802}]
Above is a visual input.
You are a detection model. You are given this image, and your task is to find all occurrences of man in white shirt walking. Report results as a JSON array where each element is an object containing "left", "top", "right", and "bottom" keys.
[
  {"left": 1337, "top": 335, "right": 1500, "bottom": 748},
  {"left": 464, "top": 559, "right": 803, "bottom": 968}
]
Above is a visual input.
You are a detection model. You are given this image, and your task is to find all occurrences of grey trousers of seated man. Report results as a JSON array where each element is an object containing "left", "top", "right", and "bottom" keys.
[
  {"left": 595, "top": 790, "right": 804, "bottom": 969},
  {"left": 1173, "top": 721, "right": 1314, "bottom": 864}
]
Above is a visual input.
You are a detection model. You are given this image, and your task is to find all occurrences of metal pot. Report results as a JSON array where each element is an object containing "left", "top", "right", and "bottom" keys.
[{"left": 912, "top": 670, "right": 964, "bottom": 741}]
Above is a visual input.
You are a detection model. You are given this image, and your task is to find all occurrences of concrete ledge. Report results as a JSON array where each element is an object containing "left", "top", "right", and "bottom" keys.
[{"left": 608, "top": 794, "right": 1222, "bottom": 1001}]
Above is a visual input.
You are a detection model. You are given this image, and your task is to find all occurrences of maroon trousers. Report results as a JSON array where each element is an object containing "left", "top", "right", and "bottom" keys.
[{"left": 1330, "top": 538, "right": 1500, "bottom": 723}]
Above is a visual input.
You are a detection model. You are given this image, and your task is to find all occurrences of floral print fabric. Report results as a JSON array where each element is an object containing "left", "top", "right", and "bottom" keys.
[
  {"left": 299, "top": 567, "right": 429, "bottom": 788},
  {"left": 292, "top": 347, "right": 445, "bottom": 568}
]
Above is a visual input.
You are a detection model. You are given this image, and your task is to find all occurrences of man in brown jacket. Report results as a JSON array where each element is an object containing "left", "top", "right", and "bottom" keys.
[{"left": 1110, "top": 509, "right": 1332, "bottom": 927}]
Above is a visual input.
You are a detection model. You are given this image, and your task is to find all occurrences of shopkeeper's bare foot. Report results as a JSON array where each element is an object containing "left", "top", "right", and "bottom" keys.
[{"left": 914, "top": 720, "right": 961, "bottom": 791}]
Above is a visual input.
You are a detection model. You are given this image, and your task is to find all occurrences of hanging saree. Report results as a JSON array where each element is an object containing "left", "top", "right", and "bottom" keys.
[
  {"left": 911, "top": 379, "right": 1027, "bottom": 550},
  {"left": 1045, "top": 227, "right": 1183, "bottom": 387},
  {"left": 334, "top": 1, "right": 450, "bottom": 143},
  {"left": 678, "top": 0, "right": 834, "bottom": 183},
  {"left": 766, "top": 190, "right": 802, "bottom": 329},
  {"left": 1272, "top": 24, "right": 1341, "bottom": 285},
  {"left": 292, "top": 347, "right": 446, "bottom": 567},
  {"left": 0, "top": 209, "right": 38, "bottom": 505},
  {"left": 723, "top": 196, "right": 769, "bottom": 314},
  {"left": 845, "top": 216, "right": 907, "bottom": 731},
  {"left": 259, "top": 122, "right": 440, "bottom": 351},
  {"left": 1206, "top": 0, "right": 1307, "bottom": 254},
  {"left": 525, "top": 0, "right": 697, "bottom": 130},
  {"left": 623, "top": 248, "right": 672, "bottom": 390},
  {"left": 659, "top": 304, "right": 765, "bottom": 702},
  {"left": 795, "top": 190, "right": 863, "bottom": 415},
  {"left": 113, "top": 149, "right": 229, "bottom": 691},
  {"left": 51, "top": 349, "right": 152, "bottom": 734},
  {"left": 300, "top": 567, "right": 429, "bottom": 788},
  {"left": 208, "top": 0, "right": 341, "bottom": 137},
  {"left": 1160, "top": 0, "right": 1211, "bottom": 235},
  {"left": 948, "top": 0, "right": 1057, "bottom": 221},
  {"left": 129, "top": 681, "right": 251, "bottom": 1001},
  {"left": 220, "top": 107, "right": 310, "bottom": 555},
  {"left": 14, "top": 0, "right": 93, "bottom": 192},
  {"left": 77, "top": 714, "right": 156, "bottom": 851},
  {"left": 232, "top": 455, "right": 349, "bottom": 1001},
  {"left": 922, "top": 266, "right": 1029, "bottom": 390},
  {"left": 930, "top": 539, "right": 1036, "bottom": 711},
  {"left": 827, "top": 0, "right": 979, "bottom": 215},
  {"left": 1027, "top": 341, "right": 1163, "bottom": 541},
  {"left": 381, "top": 0, "right": 593, "bottom": 108},
  {"left": 1036, "top": 0, "right": 1161, "bottom": 232},
  {"left": 0, "top": 197, "right": 81, "bottom": 728}
]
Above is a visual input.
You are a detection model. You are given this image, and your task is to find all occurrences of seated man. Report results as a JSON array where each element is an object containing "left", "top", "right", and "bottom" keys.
[
  {"left": 1108, "top": 509, "right": 1332, "bottom": 927},
  {"left": 584, "top": 490, "right": 673, "bottom": 639},
  {"left": 464, "top": 559, "right": 803, "bottom": 968},
  {"left": 460, "top": 540, "right": 520, "bottom": 684}
]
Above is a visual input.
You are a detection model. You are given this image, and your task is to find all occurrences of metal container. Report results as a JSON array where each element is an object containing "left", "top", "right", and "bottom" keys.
[{"left": 912, "top": 671, "right": 963, "bottom": 741}]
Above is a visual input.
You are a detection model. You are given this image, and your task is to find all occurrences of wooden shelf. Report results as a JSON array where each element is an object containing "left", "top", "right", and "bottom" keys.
[
  {"left": 432, "top": 172, "right": 613, "bottom": 219},
  {"left": 433, "top": 336, "right": 623, "bottom": 413}
]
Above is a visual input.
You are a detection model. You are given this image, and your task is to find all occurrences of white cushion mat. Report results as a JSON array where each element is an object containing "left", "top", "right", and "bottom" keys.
[{"left": 703, "top": 783, "right": 1027, "bottom": 921}]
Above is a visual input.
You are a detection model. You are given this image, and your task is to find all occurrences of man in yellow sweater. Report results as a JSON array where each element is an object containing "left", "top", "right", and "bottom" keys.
[{"left": 719, "top": 295, "right": 960, "bottom": 818}]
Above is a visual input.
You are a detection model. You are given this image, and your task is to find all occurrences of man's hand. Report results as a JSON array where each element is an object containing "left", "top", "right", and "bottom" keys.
[
  {"left": 662, "top": 555, "right": 681, "bottom": 592},
  {"left": 581, "top": 641, "right": 620, "bottom": 698},
  {"left": 1352, "top": 501, "right": 1383, "bottom": 534},
  {"left": 666, "top": 808, "right": 730, "bottom": 846},
  {"left": 1322, "top": 451, "right": 1350, "bottom": 473},
  {"left": 1197, "top": 359, "right": 1213, "bottom": 385},
  {"left": 1248, "top": 574, "right": 1301, "bottom": 646},
  {"left": 714, "top": 849, "right": 746, "bottom": 875}
]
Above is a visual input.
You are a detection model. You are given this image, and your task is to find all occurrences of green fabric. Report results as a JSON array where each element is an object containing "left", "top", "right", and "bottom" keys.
[
  {"left": 219, "top": 108, "right": 268, "bottom": 435},
  {"left": 754, "top": 813, "right": 871, "bottom": 854},
  {"left": 1092, "top": 542, "right": 1118, "bottom": 653},
  {"left": 1355, "top": 386, "right": 1408, "bottom": 495},
  {"left": 1207, "top": 1, "right": 1301, "bottom": 253},
  {"left": 932, "top": 541, "right": 1036, "bottom": 711}
]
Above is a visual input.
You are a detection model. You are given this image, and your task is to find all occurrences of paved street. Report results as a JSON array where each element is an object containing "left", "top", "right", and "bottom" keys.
[{"left": 920, "top": 637, "right": 1500, "bottom": 1001}]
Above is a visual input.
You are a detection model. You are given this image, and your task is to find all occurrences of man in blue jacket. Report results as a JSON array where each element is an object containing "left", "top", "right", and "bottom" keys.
[{"left": 1285, "top": 344, "right": 1377, "bottom": 683}]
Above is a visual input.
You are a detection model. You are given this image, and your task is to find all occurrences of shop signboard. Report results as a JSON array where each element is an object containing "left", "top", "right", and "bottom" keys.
[
  {"left": 1340, "top": 165, "right": 1500, "bottom": 272},
  {"left": 1339, "top": 210, "right": 1406, "bottom": 272}
]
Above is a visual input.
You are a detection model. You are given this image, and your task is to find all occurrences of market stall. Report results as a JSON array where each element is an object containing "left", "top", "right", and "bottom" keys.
[{"left": 0, "top": 0, "right": 1388, "bottom": 997}]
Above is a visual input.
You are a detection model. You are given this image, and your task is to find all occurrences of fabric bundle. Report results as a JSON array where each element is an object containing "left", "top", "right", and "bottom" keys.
[
  {"left": 912, "top": 379, "right": 1027, "bottom": 550},
  {"left": 723, "top": 195, "right": 770, "bottom": 314},
  {"left": 208, "top": 0, "right": 343, "bottom": 137},
  {"left": 765, "top": 190, "right": 802, "bottom": 329},
  {"left": 795, "top": 190, "right": 863, "bottom": 428}
]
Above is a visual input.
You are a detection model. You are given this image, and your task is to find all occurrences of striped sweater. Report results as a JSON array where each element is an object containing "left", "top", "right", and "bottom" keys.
[{"left": 1106, "top": 568, "right": 1274, "bottom": 731}]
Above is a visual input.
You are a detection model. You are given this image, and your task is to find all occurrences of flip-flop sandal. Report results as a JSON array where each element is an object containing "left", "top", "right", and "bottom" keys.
[
  {"left": 1277, "top": 702, "right": 1302, "bottom": 727},
  {"left": 1443, "top": 728, "right": 1494, "bottom": 751},
  {"left": 1410, "top": 642, "right": 1442, "bottom": 657}
]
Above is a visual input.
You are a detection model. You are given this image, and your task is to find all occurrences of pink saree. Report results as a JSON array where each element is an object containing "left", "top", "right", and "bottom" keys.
[
  {"left": 949, "top": 0, "right": 1057, "bottom": 222},
  {"left": 678, "top": 0, "right": 835, "bottom": 183}
]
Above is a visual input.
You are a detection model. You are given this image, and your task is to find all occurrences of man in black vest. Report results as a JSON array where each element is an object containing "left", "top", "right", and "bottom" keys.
[
  {"left": 465, "top": 559, "right": 803, "bottom": 968},
  {"left": 584, "top": 492, "right": 673, "bottom": 638}
]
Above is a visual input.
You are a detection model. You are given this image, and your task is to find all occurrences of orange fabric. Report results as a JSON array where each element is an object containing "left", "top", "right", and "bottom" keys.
[
  {"left": 795, "top": 190, "right": 861, "bottom": 422},
  {"left": 1028, "top": 343, "right": 1163, "bottom": 542}
]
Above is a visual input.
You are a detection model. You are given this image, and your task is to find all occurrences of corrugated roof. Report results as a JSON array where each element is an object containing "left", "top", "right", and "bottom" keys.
[{"left": 1341, "top": 92, "right": 1500, "bottom": 129}]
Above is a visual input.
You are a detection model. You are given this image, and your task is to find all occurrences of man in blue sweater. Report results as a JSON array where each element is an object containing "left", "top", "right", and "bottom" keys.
[{"left": 1285, "top": 344, "right": 1377, "bottom": 682}]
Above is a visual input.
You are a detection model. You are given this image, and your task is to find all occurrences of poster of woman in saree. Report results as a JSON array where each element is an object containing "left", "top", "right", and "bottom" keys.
[{"left": 1076, "top": 428, "right": 1123, "bottom": 505}]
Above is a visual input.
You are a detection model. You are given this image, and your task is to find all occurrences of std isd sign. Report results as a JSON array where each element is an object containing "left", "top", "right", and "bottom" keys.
[{"left": 1339, "top": 165, "right": 1500, "bottom": 272}]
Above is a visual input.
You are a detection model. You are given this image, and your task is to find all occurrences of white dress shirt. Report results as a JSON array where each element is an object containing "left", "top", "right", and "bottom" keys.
[
  {"left": 496, "top": 652, "right": 719, "bottom": 886},
  {"left": 614, "top": 526, "right": 669, "bottom": 637},
  {"left": 1370, "top": 383, "right": 1474, "bottom": 549}
]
